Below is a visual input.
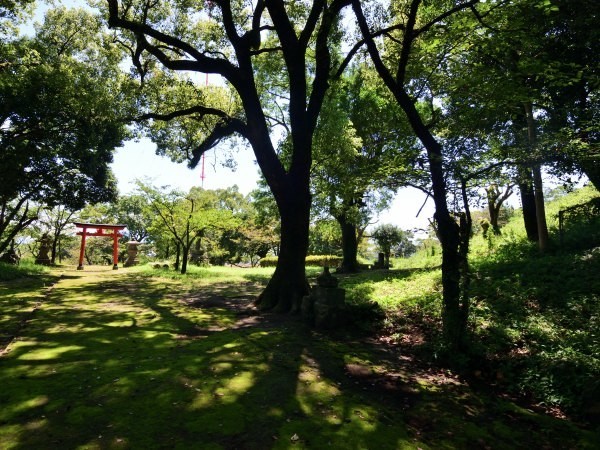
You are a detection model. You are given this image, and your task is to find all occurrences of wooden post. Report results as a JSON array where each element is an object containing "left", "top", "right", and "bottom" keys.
[
  {"left": 112, "top": 229, "right": 119, "bottom": 270},
  {"left": 77, "top": 227, "right": 87, "bottom": 270}
]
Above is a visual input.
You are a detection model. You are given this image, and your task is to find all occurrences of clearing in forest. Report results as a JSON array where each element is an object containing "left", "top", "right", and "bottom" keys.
[{"left": 0, "top": 267, "right": 596, "bottom": 449}]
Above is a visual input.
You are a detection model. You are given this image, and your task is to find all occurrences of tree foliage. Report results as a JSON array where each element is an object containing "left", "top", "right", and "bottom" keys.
[
  {"left": 311, "top": 67, "right": 419, "bottom": 272},
  {"left": 0, "top": 7, "right": 132, "bottom": 253},
  {"left": 137, "top": 182, "right": 240, "bottom": 273},
  {"left": 371, "top": 223, "right": 413, "bottom": 266}
]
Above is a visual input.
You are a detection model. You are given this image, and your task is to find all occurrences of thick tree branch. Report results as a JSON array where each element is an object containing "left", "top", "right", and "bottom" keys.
[
  {"left": 396, "top": 0, "right": 420, "bottom": 84},
  {"left": 249, "top": 46, "right": 283, "bottom": 56},
  {"left": 247, "top": 0, "right": 267, "bottom": 49},
  {"left": 307, "top": 0, "right": 352, "bottom": 127},
  {"left": 351, "top": 0, "right": 397, "bottom": 89},
  {"left": 266, "top": 0, "right": 299, "bottom": 50},
  {"left": 299, "top": 0, "right": 326, "bottom": 49},
  {"left": 189, "top": 118, "right": 248, "bottom": 168},
  {"left": 106, "top": 0, "right": 240, "bottom": 84},
  {"left": 265, "top": 0, "right": 306, "bottom": 123},
  {"left": 334, "top": 15, "right": 405, "bottom": 79},
  {"left": 463, "top": 159, "right": 517, "bottom": 181},
  {"left": 212, "top": 0, "right": 244, "bottom": 50},
  {"left": 136, "top": 105, "right": 230, "bottom": 122},
  {"left": 415, "top": 0, "right": 480, "bottom": 38}
]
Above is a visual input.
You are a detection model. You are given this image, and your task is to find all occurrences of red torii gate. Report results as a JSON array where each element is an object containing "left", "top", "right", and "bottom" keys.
[{"left": 74, "top": 223, "right": 127, "bottom": 270}]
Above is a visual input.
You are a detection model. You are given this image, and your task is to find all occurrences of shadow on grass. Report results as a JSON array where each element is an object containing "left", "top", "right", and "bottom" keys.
[{"left": 0, "top": 268, "right": 596, "bottom": 449}]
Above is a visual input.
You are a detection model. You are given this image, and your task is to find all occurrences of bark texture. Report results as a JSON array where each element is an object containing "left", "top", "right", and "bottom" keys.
[{"left": 336, "top": 214, "right": 360, "bottom": 273}]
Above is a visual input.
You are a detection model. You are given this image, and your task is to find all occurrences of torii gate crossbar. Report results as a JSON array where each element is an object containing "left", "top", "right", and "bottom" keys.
[{"left": 74, "top": 222, "right": 127, "bottom": 270}]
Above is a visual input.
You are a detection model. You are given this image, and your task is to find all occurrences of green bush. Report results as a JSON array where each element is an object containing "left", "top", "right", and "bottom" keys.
[
  {"left": 259, "top": 255, "right": 342, "bottom": 268},
  {"left": 0, "top": 260, "right": 50, "bottom": 281}
]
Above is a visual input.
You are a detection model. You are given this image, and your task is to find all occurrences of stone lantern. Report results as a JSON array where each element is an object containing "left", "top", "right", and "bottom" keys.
[
  {"left": 301, "top": 265, "right": 346, "bottom": 329},
  {"left": 124, "top": 241, "right": 140, "bottom": 267},
  {"left": 35, "top": 234, "right": 51, "bottom": 265}
]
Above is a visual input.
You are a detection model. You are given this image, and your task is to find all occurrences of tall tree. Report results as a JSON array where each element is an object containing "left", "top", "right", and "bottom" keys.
[
  {"left": 105, "top": 0, "right": 351, "bottom": 312},
  {"left": 437, "top": 0, "right": 598, "bottom": 245},
  {"left": 352, "top": 0, "right": 480, "bottom": 349},
  {"left": 312, "top": 68, "right": 418, "bottom": 272},
  {"left": 0, "top": 7, "right": 131, "bottom": 253}
]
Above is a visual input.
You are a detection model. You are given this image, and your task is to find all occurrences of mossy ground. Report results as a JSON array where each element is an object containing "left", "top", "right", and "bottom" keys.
[{"left": 1, "top": 265, "right": 597, "bottom": 449}]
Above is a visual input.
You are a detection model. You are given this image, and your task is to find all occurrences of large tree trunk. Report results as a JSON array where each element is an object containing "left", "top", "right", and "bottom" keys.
[
  {"left": 50, "top": 230, "right": 60, "bottom": 265},
  {"left": 524, "top": 102, "right": 549, "bottom": 252},
  {"left": 255, "top": 180, "right": 311, "bottom": 313},
  {"left": 180, "top": 244, "right": 189, "bottom": 274},
  {"left": 532, "top": 164, "right": 549, "bottom": 252},
  {"left": 335, "top": 213, "right": 360, "bottom": 273},
  {"left": 174, "top": 242, "right": 181, "bottom": 271},
  {"left": 244, "top": 77, "right": 314, "bottom": 313},
  {"left": 436, "top": 203, "right": 463, "bottom": 349},
  {"left": 518, "top": 167, "right": 539, "bottom": 242},
  {"left": 458, "top": 179, "right": 473, "bottom": 343},
  {"left": 487, "top": 203, "right": 501, "bottom": 235}
]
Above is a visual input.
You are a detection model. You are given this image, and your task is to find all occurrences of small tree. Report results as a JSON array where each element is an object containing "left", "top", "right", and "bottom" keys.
[
  {"left": 371, "top": 224, "right": 409, "bottom": 268},
  {"left": 139, "top": 183, "right": 238, "bottom": 274},
  {"left": 37, "top": 205, "right": 79, "bottom": 264},
  {"left": 486, "top": 184, "right": 515, "bottom": 235}
]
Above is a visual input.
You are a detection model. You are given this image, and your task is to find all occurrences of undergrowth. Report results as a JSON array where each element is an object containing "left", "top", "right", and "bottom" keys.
[
  {"left": 341, "top": 185, "right": 600, "bottom": 423},
  {"left": 0, "top": 259, "right": 52, "bottom": 281}
]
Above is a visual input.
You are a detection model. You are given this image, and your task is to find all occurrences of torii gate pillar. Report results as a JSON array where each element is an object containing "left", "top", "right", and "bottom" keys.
[{"left": 74, "top": 223, "right": 127, "bottom": 270}]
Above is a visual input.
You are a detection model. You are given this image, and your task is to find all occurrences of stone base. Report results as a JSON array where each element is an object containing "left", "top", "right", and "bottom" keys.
[
  {"left": 0, "top": 250, "right": 19, "bottom": 265},
  {"left": 302, "top": 286, "right": 346, "bottom": 329}
]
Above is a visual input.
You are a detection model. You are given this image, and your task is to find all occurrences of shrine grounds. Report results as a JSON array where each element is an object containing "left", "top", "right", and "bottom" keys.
[{"left": 1, "top": 259, "right": 598, "bottom": 449}]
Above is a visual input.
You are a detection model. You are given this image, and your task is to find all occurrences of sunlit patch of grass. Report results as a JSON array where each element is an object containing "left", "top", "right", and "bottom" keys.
[
  {"left": 17, "top": 345, "right": 85, "bottom": 361},
  {"left": 130, "top": 263, "right": 324, "bottom": 291},
  {"left": 0, "top": 259, "right": 53, "bottom": 281},
  {"left": 130, "top": 263, "right": 275, "bottom": 285},
  {"left": 1, "top": 261, "right": 597, "bottom": 448},
  {"left": 341, "top": 267, "right": 440, "bottom": 304}
]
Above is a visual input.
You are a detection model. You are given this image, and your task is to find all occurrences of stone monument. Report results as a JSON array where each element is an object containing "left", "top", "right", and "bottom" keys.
[
  {"left": 301, "top": 266, "right": 346, "bottom": 329},
  {"left": 0, "top": 240, "right": 19, "bottom": 265},
  {"left": 124, "top": 241, "right": 140, "bottom": 267},
  {"left": 35, "top": 234, "right": 51, "bottom": 265}
]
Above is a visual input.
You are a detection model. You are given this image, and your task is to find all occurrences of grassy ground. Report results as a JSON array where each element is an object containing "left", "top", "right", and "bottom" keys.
[{"left": 1, "top": 264, "right": 598, "bottom": 449}]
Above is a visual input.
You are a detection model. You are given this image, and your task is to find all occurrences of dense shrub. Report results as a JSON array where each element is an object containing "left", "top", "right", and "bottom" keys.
[
  {"left": 0, "top": 260, "right": 50, "bottom": 281},
  {"left": 259, "top": 255, "right": 342, "bottom": 268}
]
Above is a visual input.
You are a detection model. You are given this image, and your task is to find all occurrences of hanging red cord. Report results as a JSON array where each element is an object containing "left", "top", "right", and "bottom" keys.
[{"left": 200, "top": 0, "right": 214, "bottom": 188}]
